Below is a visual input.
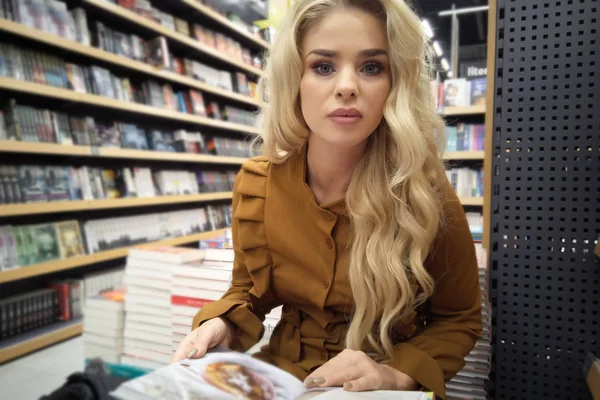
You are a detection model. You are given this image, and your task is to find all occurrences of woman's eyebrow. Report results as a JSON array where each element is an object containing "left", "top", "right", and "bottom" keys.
[
  {"left": 359, "top": 48, "right": 388, "bottom": 57},
  {"left": 305, "top": 48, "right": 388, "bottom": 59}
]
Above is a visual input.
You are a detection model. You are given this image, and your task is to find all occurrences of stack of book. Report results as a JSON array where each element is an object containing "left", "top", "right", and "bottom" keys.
[
  {"left": 123, "top": 245, "right": 206, "bottom": 370},
  {"left": 446, "top": 244, "right": 491, "bottom": 400},
  {"left": 171, "top": 235, "right": 235, "bottom": 353},
  {"left": 82, "top": 267, "right": 125, "bottom": 305},
  {"left": 83, "top": 288, "right": 126, "bottom": 364}
]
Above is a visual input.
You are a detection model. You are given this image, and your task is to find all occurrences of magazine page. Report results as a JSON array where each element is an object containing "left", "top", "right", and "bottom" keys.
[
  {"left": 111, "top": 351, "right": 307, "bottom": 400},
  {"left": 304, "top": 389, "right": 431, "bottom": 400}
]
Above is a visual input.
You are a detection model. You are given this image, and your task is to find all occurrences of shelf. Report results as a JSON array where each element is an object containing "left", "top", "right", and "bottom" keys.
[
  {"left": 0, "top": 78, "right": 261, "bottom": 135},
  {"left": 0, "top": 192, "right": 233, "bottom": 217},
  {"left": 180, "top": 0, "right": 271, "bottom": 50},
  {"left": 444, "top": 151, "right": 485, "bottom": 160},
  {"left": 0, "top": 140, "right": 249, "bottom": 165},
  {"left": 442, "top": 105, "right": 486, "bottom": 116},
  {"left": 0, "top": 140, "right": 93, "bottom": 157},
  {"left": 97, "top": 147, "right": 247, "bottom": 164},
  {"left": 460, "top": 197, "right": 484, "bottom": 206},
  {"left": 0, "top": 229, "right": 228, "bottom": 284},
  {"left": 0, "top": 19, "right": 261, "bottom": 108},
  {"left": 82, "top": 0, "right": 264, "bottom": 77},
  {"left": 0, "top": 319, "right": 83, "bottom": 364}
]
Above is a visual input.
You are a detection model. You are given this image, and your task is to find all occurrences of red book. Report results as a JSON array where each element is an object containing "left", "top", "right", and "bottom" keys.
[
  {"left": 183, "top": 92, "right": 193, "bottom": 114},
  {"left": 171, "top": 295, "right": 213, "bottom": 308},
  {"left": 49, "top": 283, "right": 70, "bottom": 321},
  {"left": 118, "top": 0, "right": 136, "bottom": 10}
]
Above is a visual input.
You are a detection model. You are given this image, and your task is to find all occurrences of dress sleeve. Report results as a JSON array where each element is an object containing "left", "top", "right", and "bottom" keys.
[
  {"left": 385, "top": 179, "right": 483, "bottom": 399},
  {"left": 192, "top": 159, "right": 277, "bottom": 352}
]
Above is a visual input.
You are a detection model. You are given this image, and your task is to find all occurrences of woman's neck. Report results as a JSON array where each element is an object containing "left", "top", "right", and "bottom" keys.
[{"left": 306, "top": 135, "right": 367, "bottom": 205}]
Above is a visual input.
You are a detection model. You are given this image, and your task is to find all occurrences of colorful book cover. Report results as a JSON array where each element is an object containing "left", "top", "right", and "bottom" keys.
[
  {"left": 45, "top": 166, "right": 70, "bottom": 202},
  {"left": 469, "top": 77, "right": 487, "bottom": 106},
  {"left": 21, "top": 225, "right": 38, "bottom": 265},
  {"left": 32, "top": 223, "right": 60, "bottom": 263},
  {"left": 18, "top": 165, "right": 47, "bottom": 203},
  {"left": 443, "top": 78, "right": 469, "bottom": 107},
  {"left": 101, "top": 169, "right": 121, "bottom": 199},
  {"left": 56, "top": 220, "right": 85, "bottom": 259},
  {"left": 11, "top": 226, "right": 28, "bottom": 267},
  {"left": 65, "top": 166, "right": 82, "bottom": 200}
]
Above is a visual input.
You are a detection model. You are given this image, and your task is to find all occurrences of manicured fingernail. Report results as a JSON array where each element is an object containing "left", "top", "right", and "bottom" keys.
[
  {"left": 344, "top": 382, "right": 353, "bottom": 391},
  {"left": 304, "top": 377, "right": 325, "bottom": 388},
  {"left": 187, "top": 348, "right": 198, "bottom": 358},
  {"left": 312, "top": 377, "right": 325, "bottom": 385}
]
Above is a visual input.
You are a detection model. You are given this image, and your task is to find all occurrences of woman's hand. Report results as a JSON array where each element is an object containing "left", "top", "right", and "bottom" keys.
[
  {"left": 303, "top": 349, "right": 419, "bottom": 392},
  {"left": 171, "top": 317, "right": 234, "bottom": 363}
]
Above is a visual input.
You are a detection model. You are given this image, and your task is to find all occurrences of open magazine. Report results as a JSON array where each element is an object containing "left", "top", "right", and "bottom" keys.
[{"left": 111, "top": 348, "right": 433, "bottom": 400}]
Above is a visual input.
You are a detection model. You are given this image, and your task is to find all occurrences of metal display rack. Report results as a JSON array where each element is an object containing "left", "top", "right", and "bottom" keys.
[{"left": 488, "top": 0, "right": 600, "bottom": 399}]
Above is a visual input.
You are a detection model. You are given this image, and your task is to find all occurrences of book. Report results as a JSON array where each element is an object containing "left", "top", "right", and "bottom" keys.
[
  {"left": 145, "top": 37, "right": 170, "bottom": 69},
  {"left": 443, "top": 78, "right": 469, "bottom": 107},
  {"left": 111, "top": 349, "right": 433, "bottom": 399},
  {"left": 469, "top": 78, "right": 487, "bottom": 106},
  {"left": 56, "top": 220, "right": 85, "bottom": 258},
  {"left": 45, "top": 166, "right": 69, "bottom": 202},
  {"left": 32, "top": 223, "right": 61, "bottom": 263},
  {"left": 128, "top": 246, "right": 205, "bottom": 264},
  {"left": 0, "top": 225, "right": 18, "bottom": 270}
]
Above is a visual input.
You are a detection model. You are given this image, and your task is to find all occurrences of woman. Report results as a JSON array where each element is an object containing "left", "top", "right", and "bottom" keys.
[{"left": 173, "top": 0, "right": 482, "bottom": 397}]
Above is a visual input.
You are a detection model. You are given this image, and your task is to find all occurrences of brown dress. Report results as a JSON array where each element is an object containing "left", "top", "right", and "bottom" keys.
[{"left": 193, "top": 146, "right": 482, "bottom": 399}]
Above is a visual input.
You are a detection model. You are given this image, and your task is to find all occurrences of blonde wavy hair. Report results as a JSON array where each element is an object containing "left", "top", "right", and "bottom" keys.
[{"left": 256, "top": 0, "right": 448, "bottom": 362}]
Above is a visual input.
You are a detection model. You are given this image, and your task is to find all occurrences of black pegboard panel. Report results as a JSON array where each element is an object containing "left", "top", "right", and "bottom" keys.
[{"left": 489, "top": 0, "right": 600, "bottom": 399}]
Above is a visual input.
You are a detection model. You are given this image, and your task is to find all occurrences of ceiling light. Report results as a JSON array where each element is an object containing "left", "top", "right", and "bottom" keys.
[
  {"left": 433, "top": 41, "right": 443, "bottom": 57},
  {"left": 441, "top": 58, "right": 450, "bottom": 71},
  {"left": 422, "top": 19, "right": 434, "bottom": 39}
]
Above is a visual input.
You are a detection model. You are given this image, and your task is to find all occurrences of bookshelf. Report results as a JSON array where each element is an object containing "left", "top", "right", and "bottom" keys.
[
  {"left": 0, "top": 192, "right": 233, "bottom": 217},
  {"left": 444, "top": 151, "right": 485, "bottom": 161},
  {"left": 0, "top": 78, "right": 261, "bottom": 135},
  {"left": 0, "top": 319, "right": 83, "bottom": 364},
  {"left": 0, "top": 140, "right": 248, "bottom": 165},
  {"left": 178, "top": 0, "right": 271, "bottom": 50},
  {"left": 81, "top": 0, "right": 264, "bottom": 76},
  {"left": 0, "top": 229, "right": 228, "bottom": 284},
  {"left": 459, "top": 197, "right": 485, "bottom": 207},
  {"left": 442, "top": 105, "right": 486, "bottom": 116},
  {"left": 0, "top": 20, "right": 262, "bottom": 108}
]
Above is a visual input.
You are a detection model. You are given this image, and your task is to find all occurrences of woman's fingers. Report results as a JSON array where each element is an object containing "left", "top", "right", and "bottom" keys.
[
  {"left": 171, "top": 338, "right": 196, "bottom": 363},
  {"left": 344, "top": 375, "right": 379, "bottom": 392},
  {"left": 171, "top": 332, "right": 209, "bottom": 363}
]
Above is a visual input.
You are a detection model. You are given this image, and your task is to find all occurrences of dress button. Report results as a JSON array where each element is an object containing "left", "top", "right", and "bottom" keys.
[
  {"left": 323, "top": 279, "right": 330, "bottom": 289},
  {"left": 326, "top": 239, "right": 334, "bottom": 249}
]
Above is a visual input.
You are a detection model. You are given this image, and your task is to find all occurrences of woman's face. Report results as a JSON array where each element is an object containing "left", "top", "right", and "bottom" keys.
[{"left": 300, "top": 7, "right": 391, "bottom": 148}]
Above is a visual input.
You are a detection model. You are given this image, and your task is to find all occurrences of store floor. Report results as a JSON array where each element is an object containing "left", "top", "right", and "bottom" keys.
[{"left": 0, "top": 336, "right": 84, "bottom": 400}]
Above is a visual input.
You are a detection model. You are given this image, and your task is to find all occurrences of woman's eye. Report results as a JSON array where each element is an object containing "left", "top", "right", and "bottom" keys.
[
  {"left": 362, "top": 62, "right": 383, "bottom": 75},
  {"left": 312, "top": 62, "right": 334, "bottom": 75}
]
